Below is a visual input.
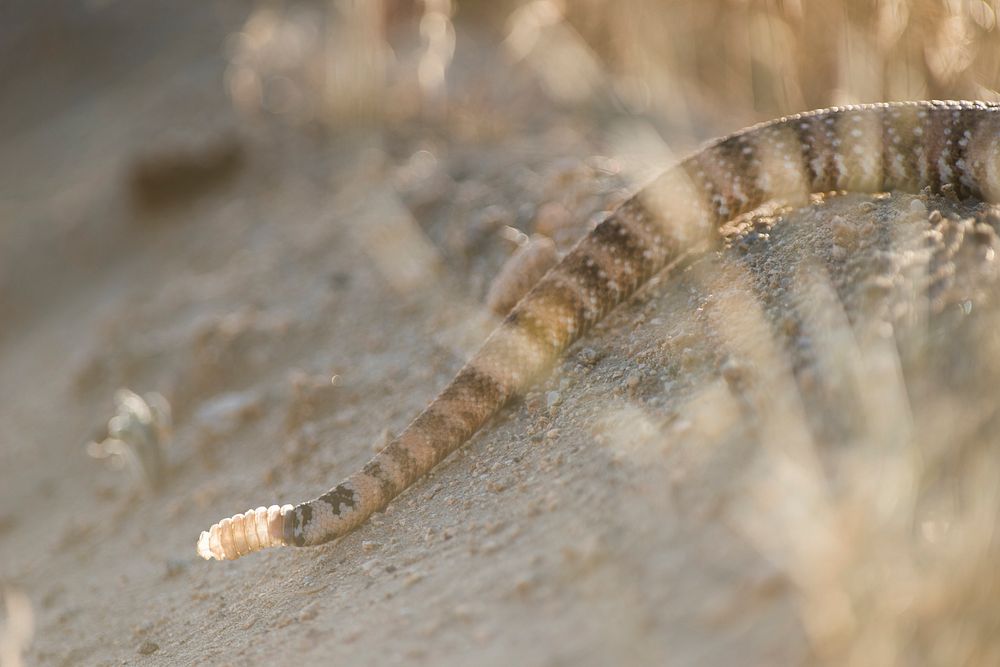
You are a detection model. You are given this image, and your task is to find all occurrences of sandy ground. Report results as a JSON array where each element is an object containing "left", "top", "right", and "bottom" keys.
[{"left": 3, "top": 3, "right": 1000, "bottom": 666}]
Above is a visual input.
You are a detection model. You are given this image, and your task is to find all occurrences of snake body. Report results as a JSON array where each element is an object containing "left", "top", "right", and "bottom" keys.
[{"left": 198, "top": 100, "right": 1000, "bottom": 561}]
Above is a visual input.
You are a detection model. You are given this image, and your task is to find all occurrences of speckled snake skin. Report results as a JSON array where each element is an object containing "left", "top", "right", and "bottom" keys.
[{"left": 198, "top": 100, "right": 1000, "bottom": 561}]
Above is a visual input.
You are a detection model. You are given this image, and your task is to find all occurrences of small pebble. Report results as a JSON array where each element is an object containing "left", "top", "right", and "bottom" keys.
[
  {"left": 830, "top": 215, "right": 857, "bottom": 248},
  {"left": 512, "top": 575, "right": 536, "bottom": 597},
  {"left": 137, "top": 640, "right": 159, "bottom": 655},
  {"left": 298, "top": 601, "right": 320, "bottom": 622},
  {"left": 486, "top": 479, "right": 508, "bottom": 493},
  {"left": 545, "top": 391, "right": 561, "bottom": 408},
  {"left": 577, "top": 347, "right": 601, "bottom": 367}
]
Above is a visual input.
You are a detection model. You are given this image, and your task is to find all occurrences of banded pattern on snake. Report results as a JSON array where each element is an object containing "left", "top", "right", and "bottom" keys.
[{"left": 198, "top": 100, "right": 1000, "bottom": 561}]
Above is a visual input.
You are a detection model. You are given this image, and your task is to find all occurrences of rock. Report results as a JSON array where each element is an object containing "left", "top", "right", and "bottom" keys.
[
  {"left": 137, "top": 640, "right": 160, "bottom": 655},
  {"left": 545, "top": 391, "right": 561, "bottom": 409},
  {"left": 128, "top": 129, "right": 245, "bottom": 212}
]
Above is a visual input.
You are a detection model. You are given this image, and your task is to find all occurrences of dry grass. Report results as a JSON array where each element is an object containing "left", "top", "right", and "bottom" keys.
[
  {"left": 217, "top": 2, "right": 1000, "bottom": 663},
  {"left": 7, "top": 1, "right": 994, "bottom": 664},
  {"left": 0, "top": 589, "right": 32, "bottom": 667},
  {"left": 565, "top": 0, "right": 1000, "bottom": 123},
  {"left": 223, "top": 0, "right": 1000, "bottom": 141}
]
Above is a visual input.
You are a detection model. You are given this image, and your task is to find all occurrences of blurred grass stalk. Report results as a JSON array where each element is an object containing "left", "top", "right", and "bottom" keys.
[{"left": 0, "top": 589, "right": 32, "bottom": 667}]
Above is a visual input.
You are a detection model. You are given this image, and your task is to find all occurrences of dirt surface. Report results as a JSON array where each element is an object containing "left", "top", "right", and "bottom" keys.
[{"left": 3, "top": 3, "right": 1000, "bottom": 666}]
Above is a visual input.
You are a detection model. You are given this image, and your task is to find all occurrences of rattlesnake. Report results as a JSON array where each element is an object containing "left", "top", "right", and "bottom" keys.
[{"left": 198, "top": 100, "right": 1000, "bottom": 561}]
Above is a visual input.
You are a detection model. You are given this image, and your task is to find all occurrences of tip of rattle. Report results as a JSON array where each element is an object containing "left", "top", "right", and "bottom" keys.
[{"left": 197, "top": 529, "right": 216, "bottom": 560}]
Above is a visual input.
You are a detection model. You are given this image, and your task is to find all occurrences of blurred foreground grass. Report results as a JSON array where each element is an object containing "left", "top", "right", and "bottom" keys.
[
  {"left": 4, "top": 1, "right": 1000, "bottom": 664},
  {"left": 221, "top": 2, "right": 1000, "bottom": 663},
  {"left": 224, "top": 0, "right": 1000, "bottom": 135}
]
